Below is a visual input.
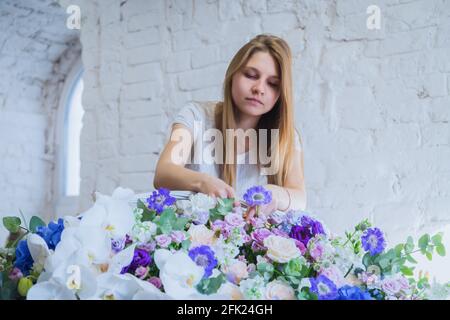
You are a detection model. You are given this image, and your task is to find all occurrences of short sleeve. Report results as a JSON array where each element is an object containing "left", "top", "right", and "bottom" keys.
[
  {"left": 294, "top": 129, "right": 303, "bottom": 152},
  {"left": 171, "top": 102, "right": 201, "bottom": 132}
]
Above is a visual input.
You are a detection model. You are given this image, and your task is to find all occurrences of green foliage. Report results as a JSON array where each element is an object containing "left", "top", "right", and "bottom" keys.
[
  {"left": 196, "top": 274, "right": 226, "bottom": 295},
  {"left": 29, "top": 216, "right": 45, "bottom": 233},
  {"left": 209, "top": 198, "right": 234, "bottom": 222},
  {"left": 3, "top": 217, "right": 22, "bottom": 233},
  {"left": 137, "top": 199, "right": 156, "bottom": 222}
]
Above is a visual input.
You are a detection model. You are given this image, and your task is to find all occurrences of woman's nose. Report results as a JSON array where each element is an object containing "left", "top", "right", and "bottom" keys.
[{"left": 252, "top": 81, "right": 265, "bottom": 95}]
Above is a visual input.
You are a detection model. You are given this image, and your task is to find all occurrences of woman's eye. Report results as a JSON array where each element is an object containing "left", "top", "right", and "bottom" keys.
[{"left": 245, "top": 73, "right": 256, "bottom": 79}]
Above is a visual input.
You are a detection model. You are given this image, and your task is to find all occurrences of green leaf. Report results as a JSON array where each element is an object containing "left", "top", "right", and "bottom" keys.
[
  {"left": 29, "top": 216, "right": 45, "bottom": 233},
  {"left": 436, "top": 244, "right": 446, "bottom": 257},
  {"left": 394, "top": 244, "right": 404, "bottom": 256},
  {"left": 137, "top": 199, "right": 156, "bottom": 222},
  {"left": 156, "top": 208, "right": 176, "bottom": 234},
  {"left": 2, "top": 217, "right": 22, "bottom": 233},
  {"left": 196, "top": 274, "right": 225, "bottom": 295},
  {"left": 362, "top": 252, "right": 373, "bottom": 268},
  {"left": 425, "top": 251, "right": 433, "bottom": 261},
  {"left": 431, "top": 233, "right": 443, "bottom": 246},
  {"left": 400, "top": 266, "right": 414, "bottom": 276},
  {"left": 181, "top": 239, "right": 191, "bottom": 251},
  {"left": 405, "top": 254, "right": 418, "bottom": 264},
  {"left": 418, "top": 234, "right": 430, "bottom": 251},
  {"left": 172, "top": 217, "right": 189, "bottom": 231}
]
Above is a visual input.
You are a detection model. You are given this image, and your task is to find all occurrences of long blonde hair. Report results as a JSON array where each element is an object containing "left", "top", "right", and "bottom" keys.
[{"left": 215, "top": 34, "right": 298, "bottom": 189}]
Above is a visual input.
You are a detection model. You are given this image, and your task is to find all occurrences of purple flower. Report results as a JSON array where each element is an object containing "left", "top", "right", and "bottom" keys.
[
  {"left": 211, "top": 220, "right": 226, "bottom": 231},
  {"left": 148, "top": 276, "right": 162, "bottom": 289},
  {"left": 14, "top": 240, "right": 33, "bottom": 276},
  {"left": 135, "top": 266, "right": 149, "bottom": 279},
  {"left": 310, "top": 275, "right": 338, "bottom": 300},
  {"left": 225, "top": 213, "right": 245, "bottom": 227},
  {"left": 111, "top": 237, "right": 126, "bottom": 253},
  {"left": 289, "top": 225, "right": 312, "bottom": 247},
  {"left": 251, "top": 228, "right": 272, "bottom": 244},
  {"left": 138, "top": 241, "right": 156, "bottom": 252},
  {"left": 8, "top": 267, "right": 23, "bottom": 280},
  {"left": 193, "top": 210, "right": 209, "bottom": 225},
  {"left": 243, "top": 186, "right": 272, "bottom": 206},
  {"left": 121, "top": 248, "right": 152, "bottom": 274},
  {"left": 289, "top": 216, "right": 325, "bottom": 247},
  {"left": 188, "top": 245, "right": 218, "bottom": 278},
  {"left": 301, "top": 216, "right": 325, "bottom": 236},
  {"left": 155, "top": 234, "right": 172, "bottom": 248},
  {"left": 146, "top": 188, "right": 176, "bottom": 214},
  {"left": 170, "top": 231, "right": 187, "bottom": 244},
  {"left": 36, "top": 218, "right": 64, "bottom": 250},
  {"left": 361, "top": 227, "right": 386, "bottom": 256},
  {"left": 337, "top": 285, "right": 373, "bottom": 300}
]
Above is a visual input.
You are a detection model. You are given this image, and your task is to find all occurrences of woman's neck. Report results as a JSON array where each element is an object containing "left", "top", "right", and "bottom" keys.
[{"left": 235, "top": 113, "right": 260, "bottom": 131}]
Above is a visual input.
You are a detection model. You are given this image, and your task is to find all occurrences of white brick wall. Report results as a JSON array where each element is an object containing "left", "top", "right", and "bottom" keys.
[
  {"left": 72, "top": 0, "right": 450, "bottom": 280},
  {"left": 1, "top": 0, "right": 449, "bottom": 280},
  {"left": 0, "top": 0, "right": 79, "bottom": 243}
]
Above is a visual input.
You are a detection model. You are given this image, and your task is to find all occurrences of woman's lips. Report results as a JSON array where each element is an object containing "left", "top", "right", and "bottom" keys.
[{"left": 245, "top": 98, "right": 263, "bottom": 106}]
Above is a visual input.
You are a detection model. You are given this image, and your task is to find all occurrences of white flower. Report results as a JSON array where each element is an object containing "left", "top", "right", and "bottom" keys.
[
  {"left": 188, "top": 224, "right": 216, "bottom": 247},
  {"left": 212, "top": 238, "right": 240, "bottom": 265},
  {"left": 222, "top": 260, "right": 249, "bottom": 284},
  {"left": 239, "top": 275, "right": 266, "bottom": 300},
  {"left": 154, "top": 249, "right": 204, "bottom": 299},
  {"left": 27, "top": 233, "right": 51, "bottom": 271},
  {"left": 95, "top": 273, "right": 168, "bottom": 300},
  {"left": 131, "top": 221, "right": 157, "bottom": 243},
  {"left": 217, "top": 282, "right": 244, "bottom": 300},
  {"left": 264, "top": 235, "right": 300, "bottom": 263},
  {"left": 265, "top": 280, "right": 296, "bottom": 300},
  {"left": 79, "top": 187, "right": 135, "bottom": 239},
  {"left": 178, "top": 193, "right": 216, "bottom": 218}
]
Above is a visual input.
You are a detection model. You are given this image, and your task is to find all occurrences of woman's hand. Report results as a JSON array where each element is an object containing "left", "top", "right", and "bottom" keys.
[
  {"left": 198, "top": 174, "right": 236, "bottom": 200},
  {"left": 244, "top": 197, "right": 278, "bottom": 222}
]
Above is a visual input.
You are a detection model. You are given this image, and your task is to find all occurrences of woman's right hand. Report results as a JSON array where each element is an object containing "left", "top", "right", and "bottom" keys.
[{"left": 198, "top": 174, "right": 236, "bottom": 200}]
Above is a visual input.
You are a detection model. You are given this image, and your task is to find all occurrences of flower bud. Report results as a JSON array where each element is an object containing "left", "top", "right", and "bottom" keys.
[{"left": 18, "top": 277, "right": 33, "bottom": 297}]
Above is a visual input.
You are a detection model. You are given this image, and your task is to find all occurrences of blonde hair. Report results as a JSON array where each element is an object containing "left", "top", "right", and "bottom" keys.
[{"left": 215, "top": 34, "right": 299, "bottom": 189}]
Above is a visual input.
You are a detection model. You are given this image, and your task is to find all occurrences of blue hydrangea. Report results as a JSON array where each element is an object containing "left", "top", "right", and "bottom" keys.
[
  {"left": 337, "top": 285, "right": 374, "bottom": 300},
  {"left": 243, "top": 185, "right": 272, "bottom": 206},
  {"left": 310, "top": 275, "right": 338, "bottom": 300},
  {"left": 146, "top": 188, "right": 176, "bottom": 214},
  {"left": 361, "top": 227, "right": 386, "bottom": 256},
  {"left": 14, "top": 240, "right": 34, "bottom": 276},
  {"left": 188, "top": 245, "right": 218, "bottom": 278},
  {"left": 36, "top": 218, "right": 64, "bottom": 250}
]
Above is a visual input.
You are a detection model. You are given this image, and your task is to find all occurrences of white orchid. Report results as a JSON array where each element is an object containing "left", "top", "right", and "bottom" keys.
[
  {"left": 27, "top": 233, "right": 51, "bottom": 271},
  {"left": 79, "top": 187, "right": 135, "bottom": 239},
  {"left": 94, "top": 273, "right": 168, "bottom": 300},
  {"left": 154, "top": 249, "right": 204, "bottom": 299}
]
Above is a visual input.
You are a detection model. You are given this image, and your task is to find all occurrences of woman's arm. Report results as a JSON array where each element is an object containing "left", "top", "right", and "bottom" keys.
[
  {"left": 265, "top": 148, "right": 307, "bottom": 212},
  {"left": 154, "top": 123, "right": 235, "bottom": 199}
]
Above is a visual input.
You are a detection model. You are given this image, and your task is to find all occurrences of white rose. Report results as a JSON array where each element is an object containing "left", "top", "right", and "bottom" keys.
[
  {"left": 263, "top": 235, "right": 300, "bottom": 263},
  {"left": 223, "top": 260, "right": 248, "bottom": 284},
  {"left": 188, "top": 224, "right": 216, "bottom": 247},
  {"left": 218, "top": 282, "right": 244, "bottom": 300},
  {"left": 265, "top": 280, "right": 296, "bottom": 300}
]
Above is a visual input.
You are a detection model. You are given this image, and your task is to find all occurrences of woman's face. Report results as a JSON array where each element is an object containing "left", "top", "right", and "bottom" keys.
[{"left": 231, "top": 51, "right": 281, "bottom": 118}]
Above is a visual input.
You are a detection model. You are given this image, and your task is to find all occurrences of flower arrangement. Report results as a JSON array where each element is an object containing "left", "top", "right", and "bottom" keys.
[{"left": 0, "top": 186, "right": 448, "bottom": 300}]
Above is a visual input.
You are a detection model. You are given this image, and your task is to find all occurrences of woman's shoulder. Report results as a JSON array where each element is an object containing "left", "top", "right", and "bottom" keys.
[{"left": 187, "top": 100, "right": 221, "bottom": 122}]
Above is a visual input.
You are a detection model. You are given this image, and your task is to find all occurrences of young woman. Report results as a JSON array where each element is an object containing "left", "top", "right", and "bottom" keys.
[{"left": 154, "top": 34, "right": 306, "bottom": 217}]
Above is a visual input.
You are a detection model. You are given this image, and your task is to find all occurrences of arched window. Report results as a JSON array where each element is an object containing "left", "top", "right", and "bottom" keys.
[
  {"left": 63, "top": 69, "right": 84, "bottom": 196},
  {"left": 54, "top": 58, "right": 84, "bottom": 217}
]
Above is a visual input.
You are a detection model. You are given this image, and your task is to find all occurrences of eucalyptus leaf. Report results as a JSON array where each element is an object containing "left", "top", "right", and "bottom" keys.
[
  {"left": 2, "top": 217, "right": 21, "bottom": 233},
  {"left": 436, "top": 244, "right": 446, "bottom": 257},
  {"left": 418, "top": 234, "right": 430, "bottom": 251},
  {"left": 29, "top": 216, "right": 46, "bottom": 233}
]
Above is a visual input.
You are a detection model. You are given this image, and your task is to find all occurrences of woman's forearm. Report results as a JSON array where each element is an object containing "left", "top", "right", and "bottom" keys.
[
  {"left": 266, "top": 184, "right": 307, "bottom": 211},
  {"left": 153, "top": 162, "right": 205, "bottom": 193}
]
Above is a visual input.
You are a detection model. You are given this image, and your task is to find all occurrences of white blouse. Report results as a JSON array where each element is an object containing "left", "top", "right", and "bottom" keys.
[{"left": 167, "top": 100, "right": 302, "bottom": 200}]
